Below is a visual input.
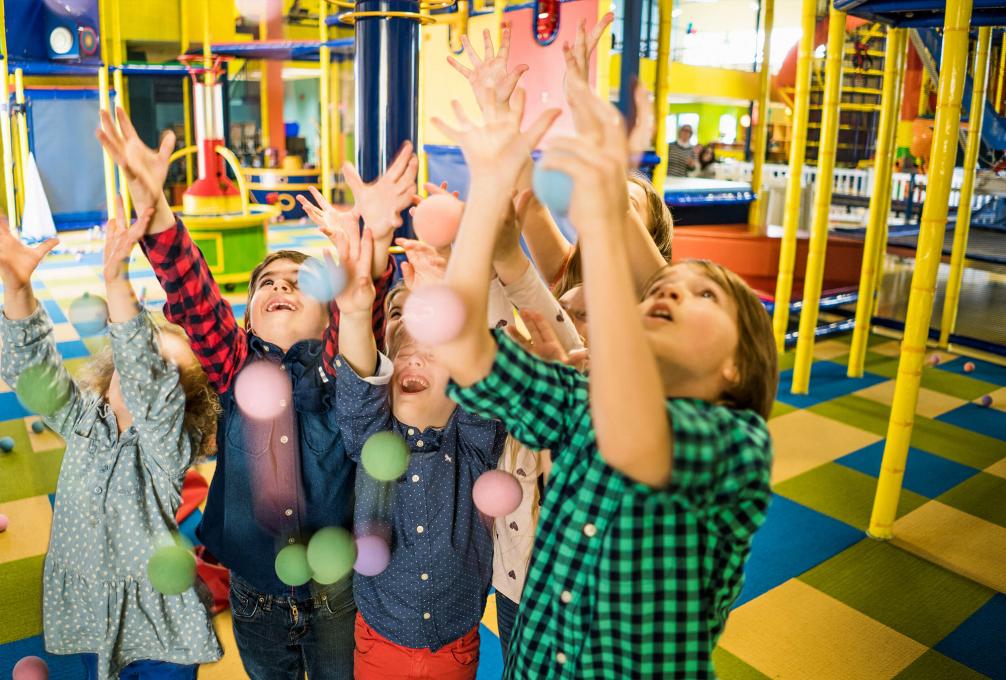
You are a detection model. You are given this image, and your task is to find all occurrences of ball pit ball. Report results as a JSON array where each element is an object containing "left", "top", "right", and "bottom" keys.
[
  {"left": 12, "top": 655, "right": 48, "bottom": 680},
  {"left": 31, "top": 421, "right": 45, "bottom": 434},
  {"left": 275, "top": 544, "right": 313, "bottom": 587},
  {"left": 146, "top": 544, "right": 196, "bottom": 595},
  {"left": 307, "top": 527, "right": 357, "bottom": 585},
  {"left": 979, "top": 394, "right": 993, "bottom": 408},
  {"left": 413, "top": 194, "right": 464, "bottom": 248},
  {"left": 0, "top": 436, "right": 13, "bottom": 452},
  {"left": 233, "top": 361, "right": 292, "bottom": 421},
  {"left": 402, "top": 284, "right": 466, "bottom": 347},
  {"left": 963, "top": 361, "right": 975, "bottom": 373},
  {"left": 532, "top": 164, "right": 574, "bottom": 218},
  {"left": 472, "top": 470, "right": 524, "bottom": 518},
  {"left": 298, "top": 255, "right": 348, "bottom": 303},
  {"left": 15, "top": 363, "right": 72, "bottom": 417},
  {"left": 354, "top": 535, "right": 391, "bottom": 576},
  {"left": 927, "top": 354, "right": 941, "bottom": 367},
  {"left": 361, "top": 431, "right": 410, "bottom": 481},
  {"left": 68, "top": 294, "right": 110, "bottom": 336},
  {"left": 0, "top": 514, "right": 8, "bottom": 532},
  {"left": 235, "top": 0, "right": 284, "bottom": 22}
]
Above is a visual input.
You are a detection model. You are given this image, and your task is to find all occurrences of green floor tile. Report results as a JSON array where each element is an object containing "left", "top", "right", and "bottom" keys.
[
  {"left": 0, "top": 445, "right": 64, "bottom": 503},
  {"left": 770, "top": 401, "right": 796, "bottom": 419},
  {"left": 810, "top": 395, "right": 1006, "bottom": 469},
  {"left": 775, "top": 463, "right": 928, "bottom": 530},
  {"left": 778, "top": 350, "right": 796, "bottom": 372},
  {"left": 713, "top": 647, "right": 771, "bottom": 680},
  {"left": 799, "top": 539, "right": 994, "bottom": 648},
  {"left": 0, "top": 555, "right": 45, "bottom": 645},
  {"left": 937, "top": 473, "right": 1006, "bottom": 528},
  {"left": 893, "top": 649, "right": 992, "bottom": 680},
  {"left": 834, "top": 352, "right": 999, "bottom": 401}
]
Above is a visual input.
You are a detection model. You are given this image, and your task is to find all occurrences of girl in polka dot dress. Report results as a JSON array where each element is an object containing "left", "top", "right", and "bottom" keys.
[{"left": 0, "top": 202, "right": 222, "bottom": 680}]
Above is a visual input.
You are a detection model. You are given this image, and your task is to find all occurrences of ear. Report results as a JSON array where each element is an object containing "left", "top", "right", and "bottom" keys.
[{"left": 721, "top": 357, "right": 740, "bottom": 388}]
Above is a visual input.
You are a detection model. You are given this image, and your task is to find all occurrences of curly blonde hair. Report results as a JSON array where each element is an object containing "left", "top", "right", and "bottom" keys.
[{"left": 77, "top": 323, "right": 220, "bottom": 461}]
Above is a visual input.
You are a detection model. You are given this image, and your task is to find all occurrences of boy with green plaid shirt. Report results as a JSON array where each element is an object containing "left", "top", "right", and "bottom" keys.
[{"left": 427, "top": 73, "right": 776, "bottom": 677}]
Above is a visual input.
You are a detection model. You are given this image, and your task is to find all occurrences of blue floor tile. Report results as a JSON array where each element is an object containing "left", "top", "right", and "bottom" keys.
[
  {"left": 935, "top": 593, "right": 1006, "bottom": 680},
  {"left": 41, "top": 299, "right": 67, "bottom": 324},
  {"left": 835, "top": 441, "right": 980, "bottom": 498},
  {"left": 776, "top": 361, "right": 888, "bottom": 409},
  {"left": 0, "top": 392, "right": 32, "bottom": 420},
  {"left": 733, "top": 495, "right": 865, "bottom": 608},
  {"left": 178, "top": 508, "right": 203, "bottom": 548},
  {"left": 56, "top": 340, "right": 92, "bottom": 360},
  {"left": 476, "top": 623, "right": 503, "bottom": 680},
  {"left": 0, "top": 635, "right": 92, "bottom": 680},
  {"left": 936, "top": 403, "right": 1006, "bottom": 442},
  {"left": 937, "top": 357, "right": 1006, "bottom": 387}
]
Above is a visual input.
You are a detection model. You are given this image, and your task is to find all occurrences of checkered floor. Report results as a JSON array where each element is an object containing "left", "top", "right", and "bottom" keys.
[{"left": 0, "top": 225, "right": 1003, "bottom": 679}]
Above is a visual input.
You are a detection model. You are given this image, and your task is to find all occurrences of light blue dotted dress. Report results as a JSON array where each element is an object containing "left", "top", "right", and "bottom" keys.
[{"left": 0, "top": 305, "right": 222, "bottom": 680}]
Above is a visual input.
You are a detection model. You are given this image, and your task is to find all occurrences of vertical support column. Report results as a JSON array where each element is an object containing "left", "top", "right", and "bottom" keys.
[
  {"left": 319, "top": 0, "right": 333, "bottom": 201},
  {"left": 939, "top": 26, "right": 991, "bottom": 348},
  {"left": 180, "top": 0, "right": 194, "bottom": 186},
  {"left": 996, "top": 31, "right": 1005, "bottom": 115},
  {"left": 791, "top": 5, "right": 846, "bottom": 394},
  {"left": 113, "top": 69, "right": 132, "bottom": 219},
  {"left": 0, "top": 0, "right": 18, "bottom": 226},
  {"left": 650, "top": 0, "right": 674, "bottom": 193},
  {"left": 416, "top": 3, "right": 430, "bottom": 196},
  {"left": 748, "top": 0, "right": 775, "bottom": 229},
  {"left": 594, "top": 1, "right": 613, "bottom": 101},
  {"left": 98, "top": 67, "right": 118, "bottom": 220},
  {"left": 869, "top": 0, "right": 973, "bottom": 540},
  {"left": 771, "top": 0, "right": 816, "bottom": 352},
  {"left": 618, "top": 0, "right": 643, "bottom": 118},
  {"left": 848, "top": 28, "right": 908, "bottom": 377},
  {"left": 354, "top": 0, "right": 419, "bottom": 236}
]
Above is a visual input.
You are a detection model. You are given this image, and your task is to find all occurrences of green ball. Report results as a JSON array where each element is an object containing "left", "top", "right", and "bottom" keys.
[
  {"left": 307, "top": 527, "right": 356, "bottom": 585},
  {"left": 147, "top": 545, "right": 196, "bottom": 595},
  {"left": 15, "top": 363, "right": 72, "bottom": 417},
  {"left": 275, "top": 544, "right": 313, "bottom": 587},
  {"left": 361, "top": 431, "right": 410, "bottom": 481}
]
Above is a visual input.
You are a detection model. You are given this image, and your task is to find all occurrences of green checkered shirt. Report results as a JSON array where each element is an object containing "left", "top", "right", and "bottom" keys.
[{"left": 449, "top": 331, "right": 773, "bottom": 679}]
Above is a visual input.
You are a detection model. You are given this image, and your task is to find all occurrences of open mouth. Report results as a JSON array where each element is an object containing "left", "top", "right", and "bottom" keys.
[
  {"left": 398, "top": 374, "right": 430, "bottom": 394},
  {"left": 266, "top": 299, "right": 297, "bottom": 313},
  {"left": 647, "top": 302, "right": 674, "bottom": 323}
]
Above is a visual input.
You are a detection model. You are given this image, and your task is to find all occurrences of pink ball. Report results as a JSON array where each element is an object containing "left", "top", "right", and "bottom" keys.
[
  {"left": 927, "top": 354, "right": 941, "bottom": 367},
  {"left": 0, "top": 514, "right": 8, "bottom": 532},
  {"left": 472, "top": 470, "right": 523, "bottom": 518},
  {"left": 963, "top": 361, "right": 976, "bottom": 373},
  {"left": 413, "top": 194, "right": 464, "bottom": 248},
  {"left": 402, "top": 285, "right": 466, "bottom": 346},
  {"left": 354, "top": 535, "right": 391, "bottom": 576},
  {"left": 13, "top": 656, "right": 48, "bottom": 680},
  {"left": 233, "top": 361, "right": 293, "bottom": 421}
]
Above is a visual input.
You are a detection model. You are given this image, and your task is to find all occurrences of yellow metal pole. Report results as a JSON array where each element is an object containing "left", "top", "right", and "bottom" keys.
[
  {"left": 0, "top": 0, "right": 18, "bottom": 227},
  {"left": 996, "top": 32, "right": 1005, "bottom": 115},
  {"left": 918, "top": 68, "right": 929, "bottom": 116},
  {"left": 595, "top": 2, "right": 614, "bottom": 100},
  {"left": 332, "top": 56, "right": 342, "bottom": 174},
  {"left": 12, "top": 69, "right": 29, "bottom": 221},
  {"left": 869, "top": 0, "right": 973, "bottom": 540},
  {"left": 417, "top": 4, "right": 429, "bottom": 196},
  {"left": 771, "top": 0, "right": 817, "bottom": 352},
  {"left": 650, "top": 0, "right": 675, "bottom": 195},
  {"left": 319, "top": 0, "right": 332, "bottom": 201},
  {"left": 113, "top": 67, "right": 133, "bottom": 219},
  {"left": 98, "top": 67, "right": 118, "bottom": 220},
  {"left": 791, "top": 5, "right": 846, "bottom": 394},
  {"left": 259, "top": 14, "right": 271, "bottom": 157},
  {"left": 848, "top": 28, "right": 908, "bottom": 377},
  {"left": 748, "top": 0, "right": 775, "bottom": 228},
  {"left": 939, "top": 26, "right": 991, "bottom": 348},
  {"left": 180, "top": 0, "right": 194, "bottom": 186}
]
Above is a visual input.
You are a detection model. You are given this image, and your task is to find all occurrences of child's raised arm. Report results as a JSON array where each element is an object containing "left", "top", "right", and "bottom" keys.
[{"left": 102, "top": 196, "right": 153, "bottom": 323}]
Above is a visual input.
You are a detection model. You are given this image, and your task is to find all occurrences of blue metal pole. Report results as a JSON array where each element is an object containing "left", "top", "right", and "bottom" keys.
[{"left": 618, "top": 0, "right": 644, "bottom": 117}]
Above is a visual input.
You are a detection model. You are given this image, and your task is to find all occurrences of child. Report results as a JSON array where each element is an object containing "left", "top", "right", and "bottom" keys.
[
  {"left": 430, "top": 74, "right": 776, "bottom": 678},
  {"left": 0, "top": 203, "right": 222, "bottom": 680},
  {"left": 325, "top": 212, "right": 506, "bottom": 679},
  {"left": 97, "top": 107, "right": 415, "bottom": 679}
]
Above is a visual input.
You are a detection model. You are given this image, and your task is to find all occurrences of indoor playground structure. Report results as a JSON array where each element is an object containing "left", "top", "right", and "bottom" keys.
[{"left": 0, "top": 0, "right": 1004, "bottom": 679}]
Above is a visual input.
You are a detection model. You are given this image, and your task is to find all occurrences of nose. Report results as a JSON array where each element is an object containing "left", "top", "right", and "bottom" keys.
[
  {"left": 272, "top": 280, "right": 291, "bottom": 292},
  {"left": 654, "top": 283, "right": 681, "bottom": 302}
]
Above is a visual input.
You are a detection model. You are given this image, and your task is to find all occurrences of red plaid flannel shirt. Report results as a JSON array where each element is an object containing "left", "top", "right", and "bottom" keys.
[{"left": 140, "top": 219, "right": 394, "bottom": 393}]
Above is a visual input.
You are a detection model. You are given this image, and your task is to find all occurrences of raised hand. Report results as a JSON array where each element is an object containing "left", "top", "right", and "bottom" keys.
[
  {"left": 332, "top": 227, "right": 376, "bottom": 318},
  {"left": 298, "top": 186, "right": 347, "bottom": 234},
  {"left": 448, "top": 26, "right": 529, "bottom": 118},
  {"left": 395, "top": 237, "right": 448, "bottom": 289},
  {"left": 342, "top": 141, "right": 418, "bottom": 242},
  {"left": 410, "top": 181, "right": 460, "bottom": 209},
  {"left": 96, "top": 107, "right": 175, "bottom": 218},
  {"left": 627, "top": 81, "right": 655, "bottom": 165},
  {"left": 562, "top": 13, "right": 614, "bottom": 95},
  {"left": 103, "top": 196, "right": 154, "bottom": 283},
  {"left": 0, "top": 218, "right": 57, "bottom": 292}
]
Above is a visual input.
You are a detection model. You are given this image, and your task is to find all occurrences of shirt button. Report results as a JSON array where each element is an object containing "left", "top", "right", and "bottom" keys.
[
  {"left": 416, "top": 525, "right": 424, "bottom": 534},
  {"left": 416, "top": 440, "right": 424, "bottom": 448},
  {"left": 280, "top": 435, "right": 289, "bottom": 444},
  {"left": 279, "top": 400, "right": 287, "bottom": 408},
  {"left": 423, "top": 612, "right": 431, "bottom": 620},
  {"left": 556, "top": 651, "right": 567, "bottom": 665},
  {"left": 583, "top": 523, "right": 597, "bottom": 537},
  {"left": 560, "top": 590, "right": 572, "bottom": 603},
  {"left": 411, "top": 474, "right": 420, "bottom": 483},
  {"left": 94, "top": 487, "right": 102, "bottom": 495},
  {"left": 335, "top": 359, "right": 342, "bottom": 368},
  {"left": 284, "top": 508, "right": 293, "bottom": 517},
  {"left": 288, "top": 537, "right": 296, "bottom": 544},
  {"left": 407, "top": 428, "right": 415, "bottom": 436},
  {"left": 421, "top": 573, "right": 429, "bottom": 581}
]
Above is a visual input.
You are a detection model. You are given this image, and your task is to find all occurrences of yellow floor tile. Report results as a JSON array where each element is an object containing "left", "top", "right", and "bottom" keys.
[
  {"left": 768, "top": 410, "right": 883, "bottom": 484},
  {"left": 482, "top": 592, "right": 499, "bottom": 637},
  {"left": 198, "top": 611, "right": 250, "bottom": 680},
  {"left": 854, "top": 381, "right": 968, "bottom": 419},
  {"left": 869, "top": 341, "right": 903, "bottom": 358},
  {"left": 717, "top": 579, "right": 927, "bottom": 679},
  {"left": 0, "top": 376, "right": 10, "bottom": 393},
  {"left": 814, "top": 340, "right": 854, "bottom": 361},
  {"left": 893, "top": 501, "right": 1006, "bottom": 594},
  {"left": 25, "top": 417, "right": 65, "bottom": 452},
  {"left": 985, "top": 458, "right": 1006, "bottom": 480},
  {"left": 51, "top": 323, "right": 81, "bottom": 343},
  {"left": 0, "top": 495, "right": 53, "bottom": 564}
]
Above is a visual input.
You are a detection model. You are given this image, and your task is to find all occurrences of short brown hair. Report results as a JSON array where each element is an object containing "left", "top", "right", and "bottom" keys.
[
  {"left": 647, "top": 260, "right": 778, "bottom": 420},
  {"left": 78, "top": 324, "right": 221, "bottom": 461},
  {"left": 245, "top": 250, "right": 310, "bottom": 327}
]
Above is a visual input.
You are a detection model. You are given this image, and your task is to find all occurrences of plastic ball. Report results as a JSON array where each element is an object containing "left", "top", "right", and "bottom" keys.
[
  {"left": 235, "top": 0, "right": 284, "bottom": 22},
  {"left": 361, "top": 431, "right": 410, "bottom": 481},
  {"left": 927, "top": 354, "right": 941, "bottom": 367},
  {"left": 472, "top": 470, "right": 524, "bottom": 518},
  {"left": 298, "top": 256, "right": 348, "bottom": 304},
  {"left": 275, "top": 544, "right": 313, "bottom": 587},
  {"left": 979, "top": 394, "right": 993, "bottom": 408},
  {"left": 401, "top": 284, "right": 466, "bottom": 346},
  {"left": 0, "top": 514, "right": 8, "bottom": 532},
  {"left": 146, "top": 545, "right": 196, "bottom": 595},
  {"left": 354, "top": 535, "right": 391, "bottom": 576},
  {"left": 413, "top": 194, "right": 464, "bottom": 248},
  {"left": 532, "top": 164, "right": 574, "bottom": 218},
  {"left": 233, "top": 361, "right": 292, "bottom": 421},
  {"left": 12, "top": 655, "right": 48, "bottom": 680},
  {"left": 31, "top": 421, "right": 45, "bottom": 434},
  {"left": 15, "top": 363, "right": 72, "bottom": 417},
  {"left": 68, "top": 294, "right": 109, "bottom": 336},
  {"left": 963, "top": 361, "right": 975, "bottom": 373},
  {"left": 307, "top": 527, "right": 357, "bottom": 585}
]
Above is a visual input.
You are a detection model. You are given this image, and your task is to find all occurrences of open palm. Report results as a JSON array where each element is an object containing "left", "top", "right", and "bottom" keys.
[
  {"left": 342, "top": 142, "right": 418, "bottom": 242},
  {"left": 96, "top": 107, "right": 174, "bottom": 215},
  {"left": 448, "top": 27, "right": 529, "bottom": 118},
  {"left": 0, "top": 218, "right": 57, "bottom": 290}
]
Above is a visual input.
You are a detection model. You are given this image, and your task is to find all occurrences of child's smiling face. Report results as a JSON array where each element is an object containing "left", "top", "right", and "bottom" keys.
[{"left": 247, "top": 258, "right": 329, "bottom": 352}]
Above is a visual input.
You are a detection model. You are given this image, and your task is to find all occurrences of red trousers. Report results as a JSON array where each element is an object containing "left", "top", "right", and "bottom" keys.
[{"left": 353, "top": 613, "right": 480, "bottom": 680}]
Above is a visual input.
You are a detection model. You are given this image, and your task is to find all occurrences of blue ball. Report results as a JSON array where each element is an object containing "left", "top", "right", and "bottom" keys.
[
  {"left": 0, "top": 436, "right": 13, "bottom": 452},
  {"left": 31, "top": 421, "right": 45, "bottom": 434},
  {"left": 69, "top": 294, "right": 109, "bottom": 337},
  {"left": 532, "top": 164, "right": 574, "bottom": 218},
  {"left": 298, "top": 256, "right": 348, "bottom": 304}
]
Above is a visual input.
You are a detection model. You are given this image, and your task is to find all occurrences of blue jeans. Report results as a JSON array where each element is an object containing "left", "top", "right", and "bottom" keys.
[
  {"left": 229, "top": 574, "right": 357, "bottom": 680},
  {"left": 83, "top": 655, "right": 197, "bottom": 679}
]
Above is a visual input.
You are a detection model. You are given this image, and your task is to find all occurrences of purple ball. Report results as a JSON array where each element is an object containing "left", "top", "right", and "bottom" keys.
[
  {"left": 353, "top": 535, "right": 391, "bottom": 576},
  {"left": 979, "top": 394, "right": 993, "bottom": 408}
]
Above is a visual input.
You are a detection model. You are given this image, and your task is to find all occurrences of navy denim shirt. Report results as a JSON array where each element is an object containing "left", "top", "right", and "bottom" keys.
[
  {"left": 334, "top": 354, "right": 506, "bottom": 650},
  {"left": 198, "top": 334, "right": 356, "bottom": 598}
]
